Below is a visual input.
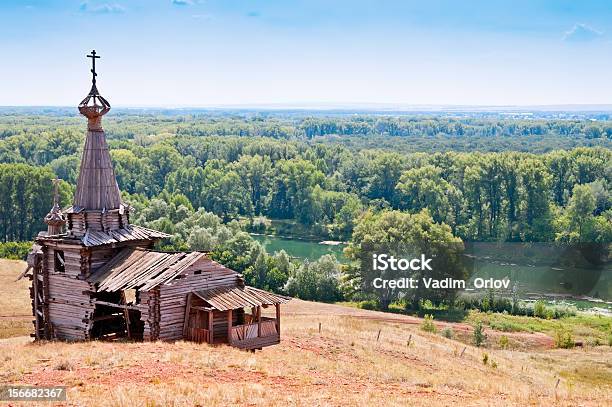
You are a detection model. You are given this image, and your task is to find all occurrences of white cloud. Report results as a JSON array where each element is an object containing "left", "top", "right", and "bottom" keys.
[
  {"left": 171, "top": 0, "right": 193, "bottom": 6},
  {"left": 563, "top": 24, "right": 603, "bottom": 42},
  {"left": 79, "top": 2, "right": 125, "bottom": 14}
]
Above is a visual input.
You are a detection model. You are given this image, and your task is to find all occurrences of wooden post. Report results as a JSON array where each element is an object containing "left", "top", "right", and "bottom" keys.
[
  {"left": 275, "top": 303, "right": 281, "bottom": 335},
  {"left": 227, "top": 309, "right": 233, "bottom": 344},
  {"left": 32, "top": 266, "right": 40, "bottom": 339},
  {"left": 257, "top": 306, "right": 261, "bottom": 337},
  {"left": 182, "top": 293, "right": 192, "bottom": 339},
  {"left": 120, "top": 291, "right": 131, "bottom": 340},
  {"left": 207, "top": 310, "right": 213, "bottom": 344},
  {"left": 41, "top": 252, "right": 51, "bottom": 339}
]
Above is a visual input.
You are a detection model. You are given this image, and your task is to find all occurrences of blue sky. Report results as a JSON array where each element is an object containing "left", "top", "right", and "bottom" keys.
[{"left": 2, "top": 0, "right": 612, "bottom": 106}]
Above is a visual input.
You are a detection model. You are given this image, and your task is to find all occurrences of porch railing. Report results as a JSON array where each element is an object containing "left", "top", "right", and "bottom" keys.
[{"left": 229, "top": 318, "right": 278, "bottom": 344}]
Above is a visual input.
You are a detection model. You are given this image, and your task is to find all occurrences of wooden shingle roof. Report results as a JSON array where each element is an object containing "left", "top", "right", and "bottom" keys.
[
  {"left": 37, "top": 224, "right": 170, "bottom": 247},
  {"left": 82, "top": 225, "right": 170, "bottom": 247},
  {"left": 73, "top": 129, "right": 122, "bottom": 211},
  {"left": 88, "top": 248, "right": 238, "bottom": 292},
  {"left": 193, "top": 286, "right": 291, "bottom": 311}
]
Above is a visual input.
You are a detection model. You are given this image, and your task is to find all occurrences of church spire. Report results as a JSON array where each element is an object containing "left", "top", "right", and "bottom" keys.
[{"left": 73, "top": 50, "right": 122, "bottom": 211}]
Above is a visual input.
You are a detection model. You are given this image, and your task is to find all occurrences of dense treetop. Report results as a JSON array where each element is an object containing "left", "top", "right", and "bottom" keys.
[
  {"left": 0, "top": 111, "right": 609, "bottom": 305},
  {"left": 0, "top": 113, "right": 609, "bottom": 246}
]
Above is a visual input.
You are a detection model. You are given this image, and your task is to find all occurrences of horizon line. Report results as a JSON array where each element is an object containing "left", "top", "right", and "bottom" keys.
[{"left": 3, "top": 103, "right": 612, "bottom": 113}]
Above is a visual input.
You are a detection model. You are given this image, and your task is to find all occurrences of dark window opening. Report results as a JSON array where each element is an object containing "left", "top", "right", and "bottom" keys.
[
  {"left": 194, "top": 270, "right": 202, "bottom": 275},
  {"left": 54, "top": 250, "right": 65, "bottom": 273},
  {"left": 90, "top": 291, "right": 144, "bottom": 341}
]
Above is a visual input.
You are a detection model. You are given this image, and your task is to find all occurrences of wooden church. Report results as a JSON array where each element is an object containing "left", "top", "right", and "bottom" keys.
[{"left": 22, "top": 51, "right": 289, "bottom": 350}]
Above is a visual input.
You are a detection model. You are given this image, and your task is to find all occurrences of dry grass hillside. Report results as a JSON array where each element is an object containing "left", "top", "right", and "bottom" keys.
[
  {"left": 1, "top": 259, "right": 611, "bottom": 406},
  {"left": 0, "top": 259, "right": 31, "bottom": 338}
]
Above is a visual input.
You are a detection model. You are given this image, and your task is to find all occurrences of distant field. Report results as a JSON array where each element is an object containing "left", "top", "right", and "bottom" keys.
[{"left": 1, "top": 259, "right": 611, "bottom": 406}]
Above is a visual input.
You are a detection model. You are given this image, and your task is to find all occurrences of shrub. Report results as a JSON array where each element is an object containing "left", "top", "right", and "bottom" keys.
[
  {"left": 553, "top": 305, "right": 577, "bottom": 318},
  {"left": 607, "top": 333, "right": 612, "bottom": 347},
  {"left": 462, "top": 294, "right": 514, "bottom": 314},
  {"left": 511, "top": 283, "right": 521, "bottom": 315},
  {"left": 0, "top": 241, "right": 32, "bottom": 260},
  {"left": 590, "top": 338, "right": 601, "bottom": 347},
  {"left": 250, "top": 216, "right": 270, "bottom": 233},
  {"left": 493, "top": 298, "right": 513, "bottom": 313},
  {"left": 533, "top": 300, "right": 547, "bottom": 318},
  {"left": 482, "top": 353, "right": 489, "bottom": 365},
  {"left": 499, "top": 335, "right": 509, "bottom": 349},
  {"left": 473, "top": 321, "right": 487, "bottom": 347},
  {"left": 489, "top": 320, "right": 518, "bottom": 332},
  {"left": 418, "top": 299, "right": 434, "bottom": 311},
  {"left": 54, "top": 360, "right": 74, "bottom": 371},
  {"left": 481, "top": 297, "right": 490, "bottom": 312},
  {"left": 442, "top": 327, "right": 454, "bottom": 339},
  {"left": 284, "top": 255, "right": 343, "bottom": 302},
  {"left": 358, "top": 300, "right": 378, "bottom": 311},
  {"left": 520, "top": 301, "right": 576, "bottom": 319},
  {"left": 421, "top": 314, "right": 437, "bottom": 333},
  {"left": 554, "top": 328, "right": 575, "bottom": 349},
  {"left": 388, "top": 302, "right": 405, "bottom": 314}
]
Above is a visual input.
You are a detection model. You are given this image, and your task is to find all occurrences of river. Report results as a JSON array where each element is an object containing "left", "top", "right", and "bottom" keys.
[
  {"left": 251, "top": 235, "right": 611, "bottom": 310},
  {"left": 250, "top": 234, "right": 347, "bottom": 262}
]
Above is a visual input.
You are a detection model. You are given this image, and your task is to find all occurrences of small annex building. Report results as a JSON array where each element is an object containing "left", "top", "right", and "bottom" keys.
[{"left": 22, "top": 51, "right": 289, "bottom": 350}]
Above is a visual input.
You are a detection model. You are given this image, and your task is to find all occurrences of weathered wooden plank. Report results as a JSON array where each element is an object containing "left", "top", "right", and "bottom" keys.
[
  {"left": 182, "top": 293, "right": 192, "bottom": 338},
  {"left": 92, "top": 300, "right": 140, "bottom": 311}
]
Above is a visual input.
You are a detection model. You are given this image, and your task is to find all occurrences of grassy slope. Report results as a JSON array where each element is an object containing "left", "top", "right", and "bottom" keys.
[
  {"left": 339, "top": 300, "right": 612, "bottom": 347},
  {"left": 0, "top": 259, "right": 32, "bottom": 338},
  {"left": 1, "top": 260, "right": 611, "bottom": 406},
  {"left": 466, "top": 311, "right": 612, "bottom": 345}
]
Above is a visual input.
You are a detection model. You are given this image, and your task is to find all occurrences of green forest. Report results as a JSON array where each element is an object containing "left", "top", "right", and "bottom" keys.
[{"left": 0, "top": 111, "right": 610, "bottom": 308}]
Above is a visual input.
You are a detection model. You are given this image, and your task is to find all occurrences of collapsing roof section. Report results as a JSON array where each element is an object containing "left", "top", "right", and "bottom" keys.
[
  {"left": 89, "top": 248, "right": 239, "bottom": 292},
  {"left": 193, "top": 286, "right": 291, "bottom": 311}
]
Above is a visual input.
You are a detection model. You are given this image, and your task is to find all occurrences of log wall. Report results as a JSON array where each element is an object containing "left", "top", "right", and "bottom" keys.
[
  {"left": 41, "top": 244, "right": 95, "bottom": 340},
  {"left": 148, "top": 257, "right": 241, "bottom": 341},
  {"left": 34, "top": 243, "right": 246, "bottom": 343},
  {"left": 68, "top": 210, "right": 129, "bottom": 236},
  {"left": 139, "top": 289, "right": 160, "bottom": 341},
  {"left": 37, "top": 241, "right": 154, "bottom": 341}
]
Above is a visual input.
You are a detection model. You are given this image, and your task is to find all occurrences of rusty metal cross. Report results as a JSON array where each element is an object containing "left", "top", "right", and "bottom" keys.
[{"left": 87, "top": 50, "right": 100, "bottom": 84}]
